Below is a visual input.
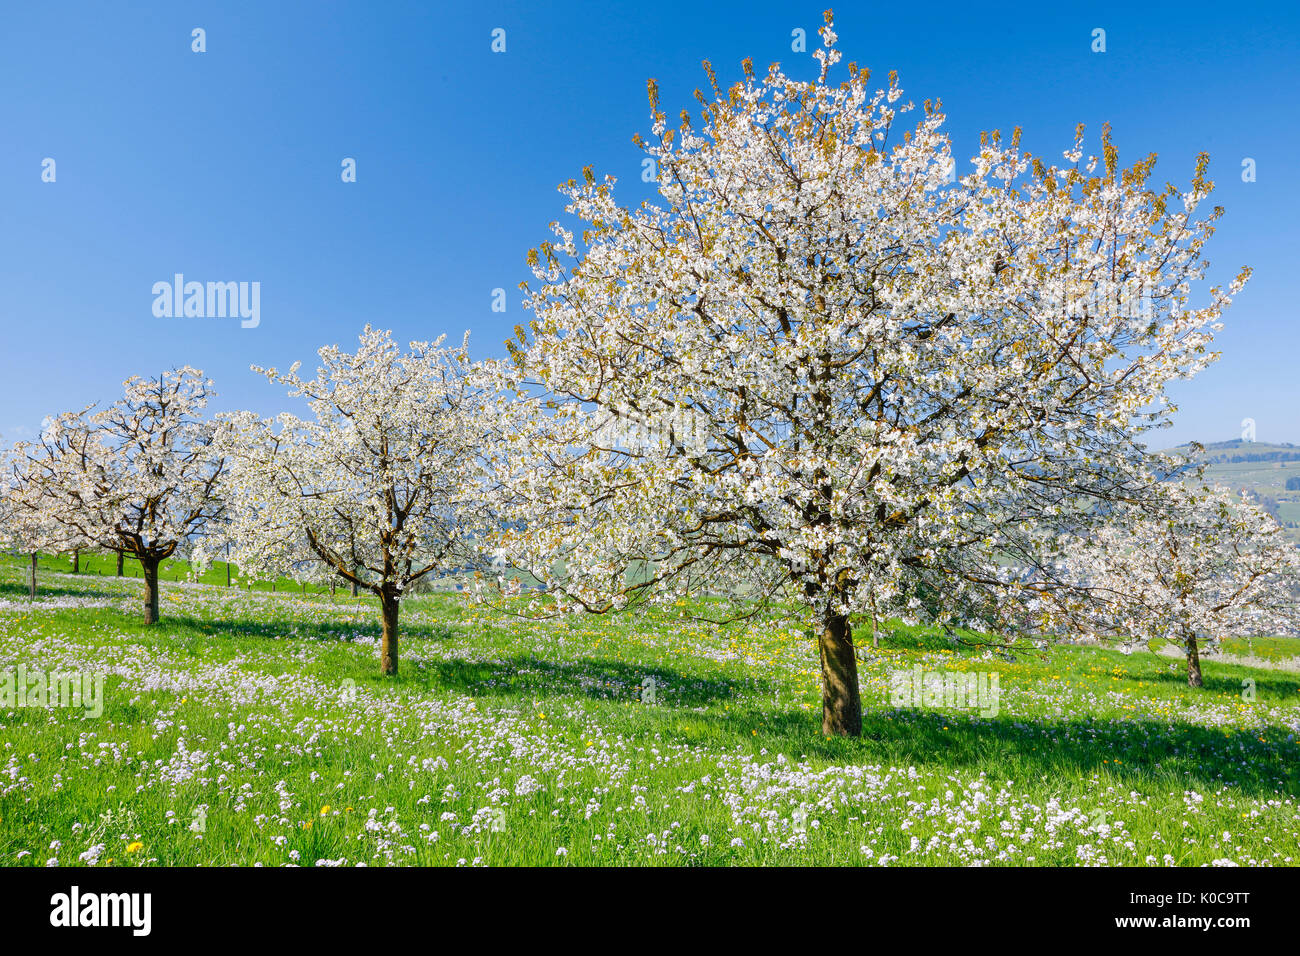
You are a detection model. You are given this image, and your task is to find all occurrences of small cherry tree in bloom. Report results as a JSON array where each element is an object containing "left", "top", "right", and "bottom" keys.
[
  {"left": 213, "top": 327, "right": 496, "bottom": 676},
  {"left": 3, "top": 433, "right": 101, "bottom": 593},
  {"left": 0, "top": 449, "right": 55, "bottom": 597},
  {"left": 1046, "top": 483, "right": 1300, "bottom": 687},
  {"left": 490, "top": 14, "right": 1250, "bottom": 735},
  {"left": 5, "top": 369, "right": 226, "bottom": 623}
]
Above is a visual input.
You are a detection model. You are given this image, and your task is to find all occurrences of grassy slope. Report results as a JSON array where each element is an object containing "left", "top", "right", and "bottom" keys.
[
  {"left": 20, "top": 550, "right": 346, "bottom": 596},
  {"left": 0, "top": 554, "right": 1297, "bottom": 867}
]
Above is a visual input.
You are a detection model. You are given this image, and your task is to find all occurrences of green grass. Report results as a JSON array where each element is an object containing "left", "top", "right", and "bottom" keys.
[
  {"left": 14, "top": 549, "right": 350, "bottom": 596},
  {"left": 1220, "top": 634, "right": 1300, "bottom": 662},
  {"left": 1, "top": 552, "right": 1298, "bottom": 867}
]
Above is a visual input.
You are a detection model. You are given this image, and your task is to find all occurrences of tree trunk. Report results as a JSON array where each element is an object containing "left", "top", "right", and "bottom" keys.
[
  {"left": 818, "top": 610, "right": 862, "bottom": 736},
  {"left": 351, "top": 579, "right": 359, "bottom": 598},
  {"left": 29, "top": 552, "right": 37, "bottom": 598},
  {"left": 116, "top": 550, "right": 124, "bottom": 576},
  {"left": 71, "top": 549, "right": 80, "bottom": 574},
  {"left": 141, "top": 555, "right": 161, "bottom": 625},
  {"left": 1186, "top": 631, "right": 1204, "bottom": 688},
  {"left": 380, "top": 592, "right": 400, "bottom": 676}
]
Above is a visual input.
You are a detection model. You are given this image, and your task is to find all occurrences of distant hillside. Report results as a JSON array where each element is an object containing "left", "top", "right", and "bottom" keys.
[
  {"left": 1170, "top": 439, "right": 1300, "bottom": 464},
  {"left": 1163, "top": 440, "right": 1300, "bottom": 543}
]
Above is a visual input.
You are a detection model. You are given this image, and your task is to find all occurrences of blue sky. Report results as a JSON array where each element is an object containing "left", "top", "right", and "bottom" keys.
[{"left": 2, "top": 0, "right": 1297, "bottom": 448}]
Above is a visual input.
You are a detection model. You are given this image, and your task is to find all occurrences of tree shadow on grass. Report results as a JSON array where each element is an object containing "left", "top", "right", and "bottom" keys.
[
  {"left": 1122, "top": 664, "right": 1300, "bottom": 698},
  {"left": 0, "top": 580, "right": 122, "bottom": 602},
  {"left": 163, "top": 613, "right": 456, "bottom": 647},
  {"left": 654, "top": 705, "right": 1300, "bottom": 799},
  {"left": 407, "top": 653, "right": 1300, "bottom": 798},
  {"left": 408, "top": 653, "right": 775, "bottom": 709}
]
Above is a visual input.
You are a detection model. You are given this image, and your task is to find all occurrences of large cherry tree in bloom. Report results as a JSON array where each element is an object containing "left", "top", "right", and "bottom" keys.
[
  {"left": 5, "top": 369, "right": 226, "bottom": 623},
  {"left": 1044, "top": 483, "right": 1300, "bottom": 688},
  {"left": 490, "top": 14, "right": 1250, "bottom": 735},
  {"left": 213, "top": 327, "right": 497, "bottom": 676}
]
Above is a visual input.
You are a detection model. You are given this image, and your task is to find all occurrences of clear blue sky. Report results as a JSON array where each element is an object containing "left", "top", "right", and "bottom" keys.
[{"left": 2, "top": 1, "right": 1297, "bottom": 448}]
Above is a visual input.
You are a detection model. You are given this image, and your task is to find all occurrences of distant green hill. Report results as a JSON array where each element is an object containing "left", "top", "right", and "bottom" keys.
[{"left": 1163, "top": 440, "right": 1300, "bottom": 542}]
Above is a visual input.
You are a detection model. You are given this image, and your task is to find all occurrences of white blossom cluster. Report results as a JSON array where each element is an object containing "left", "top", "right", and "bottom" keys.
[
  {"left": 2, "top": 368, "right": 225, "bottom": 622},
  {"left": 1040, "top": 482, "right": 1300, "bottom": 667},
  {"left": 206, "top": 327, "right": 501, "bottom": 673},
  {"left": 484, "top": 17, "right": 1255, "bottom": 654}
]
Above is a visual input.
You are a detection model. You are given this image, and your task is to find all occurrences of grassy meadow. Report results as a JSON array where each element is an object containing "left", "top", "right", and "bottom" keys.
[{"left": 1, "top": 552, "right": 1298, "bottom": 867}]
